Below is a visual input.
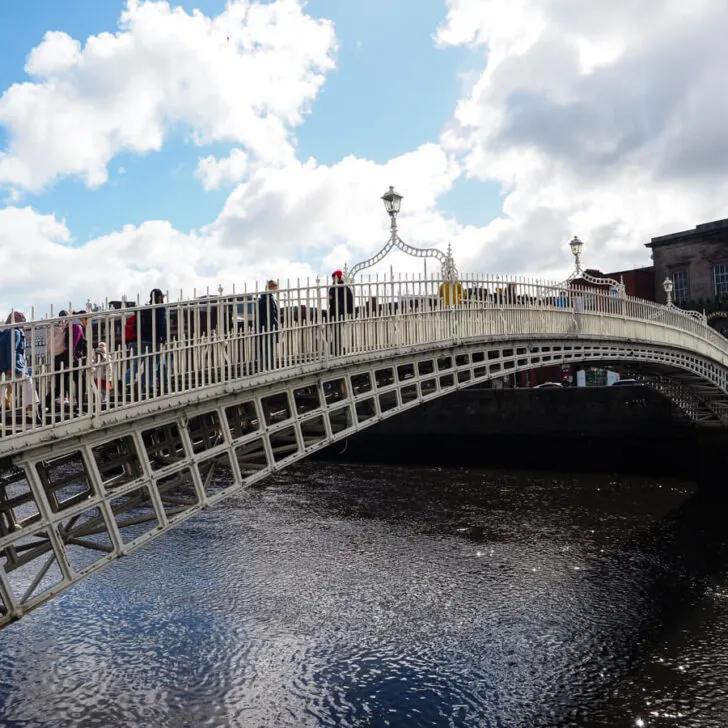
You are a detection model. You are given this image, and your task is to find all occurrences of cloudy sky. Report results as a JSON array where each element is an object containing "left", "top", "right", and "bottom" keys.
[{"left": 1, "top": 0, "right": 727, "bottom": 313}]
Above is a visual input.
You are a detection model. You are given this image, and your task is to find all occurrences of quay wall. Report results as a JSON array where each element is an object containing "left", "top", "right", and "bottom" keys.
[{"left": 321, "top": 387, "right": 707, "bottom": 481}]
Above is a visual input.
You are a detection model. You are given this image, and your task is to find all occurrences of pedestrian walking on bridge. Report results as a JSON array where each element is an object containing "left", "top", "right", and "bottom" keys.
[
  {"left": 257, "top": 280, "right": 279, "bottom": 372},
  {"left": 1, "top": 311, "right": 39, "bottom": 420},
  {"left": 328, "top": 270, "right": 354, "bottom": 356}
]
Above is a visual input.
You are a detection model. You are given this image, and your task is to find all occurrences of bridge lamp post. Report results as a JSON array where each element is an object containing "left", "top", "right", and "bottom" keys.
[
  {"left": 656, "top": 273, "right": 705, "bottom": 322},
  {"left": 381, "top": 186, "right": 403, "bottom": 233},
  {"left": 569, "top": 235, "right": 584, "bottom": 275}
]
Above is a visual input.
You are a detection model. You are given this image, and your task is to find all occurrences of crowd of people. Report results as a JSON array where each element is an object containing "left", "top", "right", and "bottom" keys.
[{"left": 0, "top": 271, "right": 360, "bottom": 424}]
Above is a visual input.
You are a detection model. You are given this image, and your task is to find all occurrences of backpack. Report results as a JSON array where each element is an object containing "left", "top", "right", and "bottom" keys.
[
  {"left": 47, "top": 325, "right": 68, "bottom": 356},
  {"left": 124, "top": 315, "right": 136, "bottom": 342},
  {"left": 73, "top": 332, "right": 88, "bottom": 362}
]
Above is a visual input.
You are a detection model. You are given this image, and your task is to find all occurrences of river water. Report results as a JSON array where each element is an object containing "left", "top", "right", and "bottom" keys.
[{"left": 0, "top": 462, "right": 727, "bottom": 727}]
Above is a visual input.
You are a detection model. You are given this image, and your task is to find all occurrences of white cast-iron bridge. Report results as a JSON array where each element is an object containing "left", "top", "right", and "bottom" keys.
[
  {"left": 1, "top": 189, "right": 727, "bottom": 627},
  {"left": 1, "top": 273, "right": 726, "bottom": 627}
]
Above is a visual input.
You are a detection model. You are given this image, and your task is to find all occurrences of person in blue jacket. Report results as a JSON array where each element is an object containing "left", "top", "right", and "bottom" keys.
[{"left": 0, "top": 311, "right": 38, "bottom": 418}]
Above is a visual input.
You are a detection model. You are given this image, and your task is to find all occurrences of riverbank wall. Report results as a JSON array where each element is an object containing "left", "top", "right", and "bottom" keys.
[{"left": 320, "top": 387, "right": 711, "bottom": 481}]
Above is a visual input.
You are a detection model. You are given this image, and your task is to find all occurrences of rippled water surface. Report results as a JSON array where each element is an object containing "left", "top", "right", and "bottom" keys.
[{"left": 1, "top": 462, "right": 727, "bottom": 727}]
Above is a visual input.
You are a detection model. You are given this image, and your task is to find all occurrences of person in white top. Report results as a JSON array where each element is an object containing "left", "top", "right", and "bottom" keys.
[{"left": 93, "top": 342, "right": 113, "bottom": 403}]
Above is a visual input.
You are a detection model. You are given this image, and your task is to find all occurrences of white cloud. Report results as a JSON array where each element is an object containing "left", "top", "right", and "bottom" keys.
[
  {"left": 202, "top": 143, "right": 462, "bottom": 262},
  {"left": 0, "top": 143, "right": 465, "bottom": 313},
  {"left": 1, "top": 1, "right": 476, "bottom": 314},
  {"left": 196, "top": 148, "right": 249, "bottom": 191},
  {"left": 0, "top": 0, "right": 335, "bottom": 193},
  {"left": 437, "top": 0, "right": 728, "bottom": 276},
  {"left": 25, "top": 30, "right": 82, "bottom": 77},
  {"left": 8, "top": 0, "right": 726, "bottom": 316},
  {"left": 0, "top": 205, "right": 320, "bottom": 314}
]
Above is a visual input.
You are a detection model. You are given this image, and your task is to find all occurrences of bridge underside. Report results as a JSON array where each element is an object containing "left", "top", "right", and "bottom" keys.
[
  {"left": 581, "top": 360, "right": 728, "bottom": 428},
  {"left": 0, "top": 334, "right": 725, "bottom": 627}
]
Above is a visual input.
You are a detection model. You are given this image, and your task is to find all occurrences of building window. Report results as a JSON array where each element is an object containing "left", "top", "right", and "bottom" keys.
[
  {"left": 714, "top": 263, "right": 728, "bottom": 298},
  {"left": 672, "top": 269, "right": 689, "bottom": 303}
]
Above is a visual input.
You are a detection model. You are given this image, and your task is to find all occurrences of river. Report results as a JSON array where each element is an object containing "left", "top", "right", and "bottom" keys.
[{"left": 0, "top": 462, "right": 726, "bottom": 727}]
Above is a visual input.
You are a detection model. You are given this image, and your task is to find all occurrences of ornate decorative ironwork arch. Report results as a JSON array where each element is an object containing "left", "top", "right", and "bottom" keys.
[{"left": 347, "top": 186, "right": 458, "bottom": 281}]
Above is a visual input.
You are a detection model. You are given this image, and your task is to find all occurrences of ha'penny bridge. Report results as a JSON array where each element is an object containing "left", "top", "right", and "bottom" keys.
[{"left": 1, "top": 187, "right": 728, "bottom": 628}]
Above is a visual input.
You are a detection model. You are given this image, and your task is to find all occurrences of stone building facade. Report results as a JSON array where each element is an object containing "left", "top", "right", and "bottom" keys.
[{"left": 645, "top": 219, "right": 728, "bottom": 313}]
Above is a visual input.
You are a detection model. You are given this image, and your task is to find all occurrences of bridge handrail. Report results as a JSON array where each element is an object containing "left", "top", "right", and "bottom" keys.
[
  {"left": 1, "top": 273, "right": 720, "bottom": 344},
  {"left": 1, "top": 273, "right": 726, "bottom": 446}
]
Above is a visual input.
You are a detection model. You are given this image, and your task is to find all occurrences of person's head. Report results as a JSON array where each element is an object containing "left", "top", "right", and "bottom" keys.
[
  {"left": 96, "top": 341, "right": 107, "bottom": 353},
  {"left": 150, "top": 288, "right": 164, "bottom": 305},
  {"left": 332, "top": 269, "right": 343, "bottom": 284},
  {"left": 58, "top": 310, "right": 68, "bottom": 317},
  {"left": 266, "top": 279, "right": 278, "bottom": 292},
  {"left": 5, "top": 311, "right": 26, "bottom": 325}
]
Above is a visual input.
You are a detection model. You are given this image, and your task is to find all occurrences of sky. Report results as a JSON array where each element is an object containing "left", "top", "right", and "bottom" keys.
[{"left": 1, "top": 0, "right": 728, "bottom": 312}]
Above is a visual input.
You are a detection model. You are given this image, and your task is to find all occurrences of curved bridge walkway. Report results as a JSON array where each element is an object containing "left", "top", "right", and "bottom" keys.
[{"left": 0, "top": 275, "right": 727, "bottom": 626}]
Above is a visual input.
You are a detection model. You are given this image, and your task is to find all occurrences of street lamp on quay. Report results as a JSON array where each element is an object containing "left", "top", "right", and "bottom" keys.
[
  {"left": 345, "top": 186, "right": 457, "bottom": 282},
  {"left": 662, "top": 276, "right": 674, "bottom": 306}
]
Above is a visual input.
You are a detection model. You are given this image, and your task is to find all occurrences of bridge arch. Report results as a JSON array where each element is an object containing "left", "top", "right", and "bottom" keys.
[{"left": 1, "top": 331, "right": 727, "bottom": 627}]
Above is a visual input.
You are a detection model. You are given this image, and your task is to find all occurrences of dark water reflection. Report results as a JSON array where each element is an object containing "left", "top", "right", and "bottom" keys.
[{"left": 0, "top": 463, "right": 727, "bottom": 727}]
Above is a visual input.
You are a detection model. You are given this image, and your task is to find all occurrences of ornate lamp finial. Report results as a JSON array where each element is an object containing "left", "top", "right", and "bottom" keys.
[{"left": 442, "top": 242, "right": 458, "bottom": 282}]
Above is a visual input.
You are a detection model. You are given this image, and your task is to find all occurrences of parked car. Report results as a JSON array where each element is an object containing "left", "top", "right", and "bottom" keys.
[{"left": 610, "top": 378, "right": 643, "bottom": 387}]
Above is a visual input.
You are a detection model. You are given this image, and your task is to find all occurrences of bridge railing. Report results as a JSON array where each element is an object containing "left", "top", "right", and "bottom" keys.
[{"left": 1, "top": 274, "right": 726, "bottom": 442}]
